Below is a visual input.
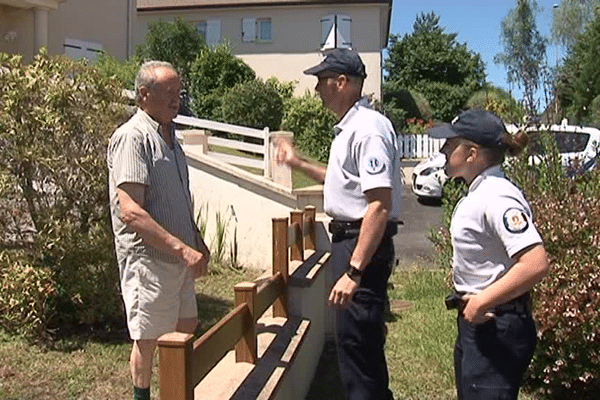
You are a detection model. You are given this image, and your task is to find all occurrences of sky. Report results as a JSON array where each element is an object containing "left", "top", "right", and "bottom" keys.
[{"left": 388, "top": 0, "right": 564, "bottom": 102}]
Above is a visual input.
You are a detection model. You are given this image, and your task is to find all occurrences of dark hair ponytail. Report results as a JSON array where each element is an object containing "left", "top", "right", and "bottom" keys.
[{"left": 503, "top": 129, "right": 529, "bottom": 157}]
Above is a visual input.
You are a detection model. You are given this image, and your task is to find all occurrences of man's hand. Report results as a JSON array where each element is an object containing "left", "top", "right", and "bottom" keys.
[
  {"left": 180, "top": 245, "right": 209, "bottom": 279},
  {"left": 328, "top": 274, "right": 360, "bottom": 309},
  {"left": 274, "top": 137, "right": 300, "bottom": 168},
  {"left": 461, "top": 293, "right": 495, "bottom": 324}
]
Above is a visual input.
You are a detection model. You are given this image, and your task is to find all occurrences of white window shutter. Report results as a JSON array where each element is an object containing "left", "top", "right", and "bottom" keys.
[
  {"left": 321, "top": 15, "right": 335, "bottom": 49},
  {"left": 242, "top": 18, "right": 256, "bottom": 42},
  {"left": 206, "top": 19, "right": 221, "bottom": 46},
  {"left": 337, "top": 15, "right": 352, "bottom": 49}
]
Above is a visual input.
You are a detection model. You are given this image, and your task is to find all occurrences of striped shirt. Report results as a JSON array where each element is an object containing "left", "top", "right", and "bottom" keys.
[{"left": 107, "top": 109, "right": 197, "bottom": 264}]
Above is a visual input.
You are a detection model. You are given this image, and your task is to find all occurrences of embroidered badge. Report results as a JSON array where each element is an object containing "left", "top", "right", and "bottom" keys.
[
  {"left": 365, "top": 157, "right": 386, "bottom": 174},
  {"left": 503, "top": 208, "right": 529, "bottom": 233}
]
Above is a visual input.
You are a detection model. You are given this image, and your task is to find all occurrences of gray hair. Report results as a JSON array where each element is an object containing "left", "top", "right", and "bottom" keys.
[{"left": 134, "top": 61, "right": 178, "bottom": 103}]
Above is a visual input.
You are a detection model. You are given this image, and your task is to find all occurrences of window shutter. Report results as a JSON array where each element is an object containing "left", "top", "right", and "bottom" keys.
[
  {"left": 337, "top": 15, "right": 352, "bottom": 49},
  {"left": 206, "top": 19, "right": 221, "bottom": 46},
  {"left": 321, "top": 15, "right": 335, "bottom": 49},
  {"left": 242, "top": 18, "right": 256, "bottom": 42}
]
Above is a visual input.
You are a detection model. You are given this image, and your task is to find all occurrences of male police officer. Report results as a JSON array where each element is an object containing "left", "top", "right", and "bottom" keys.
[
  {"left": 275, "top": 49, "right": 401, "bottom": 400},
  {"left": 107, "top": 61, "right": 210, "bottom": 400}
]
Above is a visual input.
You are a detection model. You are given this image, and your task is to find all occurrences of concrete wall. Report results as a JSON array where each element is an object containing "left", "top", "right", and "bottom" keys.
[{"left": 134, "top": 4, "right": 386, "bottom": 99}]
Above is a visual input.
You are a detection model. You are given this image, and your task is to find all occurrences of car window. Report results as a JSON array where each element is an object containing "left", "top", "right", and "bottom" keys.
[{"left": 531, "top": 131, "right": 590, "bottom": 154}]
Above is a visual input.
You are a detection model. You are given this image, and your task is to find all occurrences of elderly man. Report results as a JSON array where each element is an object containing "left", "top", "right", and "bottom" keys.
[
  {"left": 107, "top": 61, "right": 210, "bottom": 400},
  {"left": 276, "top": 49, "right": 401, "bottom": 399}
]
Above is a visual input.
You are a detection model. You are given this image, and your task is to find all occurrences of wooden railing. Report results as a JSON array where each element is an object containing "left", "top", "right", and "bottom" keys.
[
  {"left": 398, "top": 134, "right": 444, "bottom": 159},
  {"left": 157, "top": 206, "right": 317, "bottom": 400}
]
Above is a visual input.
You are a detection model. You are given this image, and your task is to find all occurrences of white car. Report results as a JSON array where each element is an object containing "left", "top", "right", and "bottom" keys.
[{"left": 411, "top": 152, "right": 447, "bottom": 199}]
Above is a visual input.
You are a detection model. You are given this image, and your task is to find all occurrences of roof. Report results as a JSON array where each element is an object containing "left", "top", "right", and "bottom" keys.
[{"left": 137, "top": 0, "right": 392, "bottom": 11}]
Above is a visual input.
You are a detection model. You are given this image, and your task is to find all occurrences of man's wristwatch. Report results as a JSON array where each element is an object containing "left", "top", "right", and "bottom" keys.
[{"left": 345, "top": 265, "right": 362, "bottom": 281}]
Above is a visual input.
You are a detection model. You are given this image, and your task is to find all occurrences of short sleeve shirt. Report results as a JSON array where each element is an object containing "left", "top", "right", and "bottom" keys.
[
  {"left": 323, "top": 98, "right": 402, "bottom": 221},
  {"left": 450, "top": 165, "right": 543, "bottom": 293},
  {"left": 107, "top": 109, "right": 197, "bottom": 264}
]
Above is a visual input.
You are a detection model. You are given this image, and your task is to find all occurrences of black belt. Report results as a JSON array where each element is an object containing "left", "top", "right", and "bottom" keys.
[{"left": 328, "top": 219, "right": 398, "bottom": 238}]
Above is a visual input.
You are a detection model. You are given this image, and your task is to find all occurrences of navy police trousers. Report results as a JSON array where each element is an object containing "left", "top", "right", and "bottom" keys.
[
  {"left": 331, "top": 231, "right": 395, "bottom": 400},
  {"left": 454, "top": 310, "right": 537, "bottom": 400}
]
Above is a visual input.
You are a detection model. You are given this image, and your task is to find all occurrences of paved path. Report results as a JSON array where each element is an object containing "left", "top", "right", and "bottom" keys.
[{"left": 394, "top": 161, "right": 443, "bottom": 265}]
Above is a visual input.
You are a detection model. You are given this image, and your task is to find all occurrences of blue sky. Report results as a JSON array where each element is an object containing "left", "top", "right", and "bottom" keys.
[{"left": 389, "top": 0, "right": 564, "bottom": 102}]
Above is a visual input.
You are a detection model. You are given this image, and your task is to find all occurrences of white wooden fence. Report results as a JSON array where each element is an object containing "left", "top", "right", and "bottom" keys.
[
  {"left": 174, "top": 115, "right": 271, "bottom": 176},
  {"left": 398, "top": 134, "right": 445, "bottom": 159}
]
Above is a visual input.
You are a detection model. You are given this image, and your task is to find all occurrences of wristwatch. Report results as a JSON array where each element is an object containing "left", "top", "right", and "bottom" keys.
[{"left": 345, "top": 264, "right": 362, "bottom": 281}]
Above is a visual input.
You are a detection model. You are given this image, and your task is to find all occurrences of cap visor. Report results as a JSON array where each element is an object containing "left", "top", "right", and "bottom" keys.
[
  {"left": 303, "top": 64, "right": 328, "bottom": 75},
  {"left": 427, "top": 123, "right": 459, "bottom": 139}
]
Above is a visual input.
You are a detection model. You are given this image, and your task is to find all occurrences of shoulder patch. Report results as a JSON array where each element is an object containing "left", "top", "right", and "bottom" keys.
[
  {"left": 503, "top": 208, "right": 529, "bottom": 233},
  {"left": 365, "top": 156, "right": 386, "bottom": 175}
]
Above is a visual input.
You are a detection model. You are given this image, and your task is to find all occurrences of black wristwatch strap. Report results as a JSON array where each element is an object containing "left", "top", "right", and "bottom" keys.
[{"left": 346, "top": 265, "right": 363, "bottom": 280}]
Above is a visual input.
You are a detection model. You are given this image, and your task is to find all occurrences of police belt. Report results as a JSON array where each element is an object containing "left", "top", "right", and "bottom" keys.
[
  {"left": 328, "top": 219, "right": 398, "bottom": 238},
  {"left": 446, "top": 291, "right": 531, "bottom": 315}
]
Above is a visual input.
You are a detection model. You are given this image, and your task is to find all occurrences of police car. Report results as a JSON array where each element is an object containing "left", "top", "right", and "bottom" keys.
[{"left": 411, "top": 121, "right": 600, "bottom": 199}]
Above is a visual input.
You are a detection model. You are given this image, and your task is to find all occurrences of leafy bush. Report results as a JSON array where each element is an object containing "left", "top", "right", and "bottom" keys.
[
  {"left": 94, "top": 52, "right": 141, "bottom": 90},
  {"left": 0, "top": 51, "right": 127, "bottom": 337},
  {"left": 221, "top": 78, "right": 284, "bottom": 131},
  {"left": 140, "top": 17, "right": 206, "bottom": 88},
  {"left": 188, "top": 43, "right": 255, "bottom": 121},
  {"left": 465, "top": 86, "right": 525, "bottom": 123},
  {"left": 281, "top": 92, "right": 337, "bottom": 163}
]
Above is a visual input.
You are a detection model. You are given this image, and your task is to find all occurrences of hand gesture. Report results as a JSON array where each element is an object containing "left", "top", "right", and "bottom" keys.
[
  {"left": 461, "top": 293, "right": 495, "bottom": 324},
  {"left": 274, "top": 137, "right": 300, "bottom": 168},
  {"left": 181, "top": 245, "right": 209, "bottom": 279},
  {"left": 328, "top": 274, "right": 359, "bottom": 309}
]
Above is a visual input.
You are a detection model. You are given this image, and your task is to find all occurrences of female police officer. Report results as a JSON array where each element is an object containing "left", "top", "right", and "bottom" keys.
[{"left": 428, "top": 109, "right": 549, "bottom": 400}]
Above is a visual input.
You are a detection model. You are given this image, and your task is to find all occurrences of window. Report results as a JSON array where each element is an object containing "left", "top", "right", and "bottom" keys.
[
  {"left": 242, "top": 17, "right": 272, "bottom": 42},
  {"left": 64, "top": 38, "right": 103, "bottom": 61},
  {"left": 197, "top": 19, "right": 221, "bottom": 46},
  {"left": 321, "top": 14, "right": 352, "bottom": 50}
]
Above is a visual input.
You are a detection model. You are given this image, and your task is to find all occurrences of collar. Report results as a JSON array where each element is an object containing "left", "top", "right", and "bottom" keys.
[
  {"left": 137, "top": 108, "right": 175, "bottom": 142},
  {"left": 333, "top": 97, "right": 370, "bottom": 136},
  {"left": 469, "top": 164, "right": 504, "bottom": 192}
]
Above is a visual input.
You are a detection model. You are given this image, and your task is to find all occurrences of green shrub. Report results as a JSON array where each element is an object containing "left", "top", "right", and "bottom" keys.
[
  {"left": 0, "top": 51, "right": 127, "bottom": 337},
  {"left": 94, "top": 52, "right": 141, "bottom": 90},
  {"left": 221, "top": 79, "right": 283, "bottom": 131},
  {"left": 188, "top": 43, "right": 255, "bottom": 121},
  {"left": 281, "top": 92, "right": 337, "bottom": 163},
  {"left": 465, "top": 86, "right": 525, "bottom": 123}
]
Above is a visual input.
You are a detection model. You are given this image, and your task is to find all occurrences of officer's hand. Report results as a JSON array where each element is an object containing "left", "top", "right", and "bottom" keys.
[
  {"left": 328, "top": 274, "right": 359, "bottom": 309},
  {"left": 274, "top": 137, "right": 300, "bottom": 168},
  {"left": 462, "top": 294, "right": 495, "bottom": 324},
  {"left": 181, "top": 246, "right": 209, "bottom": 279}
]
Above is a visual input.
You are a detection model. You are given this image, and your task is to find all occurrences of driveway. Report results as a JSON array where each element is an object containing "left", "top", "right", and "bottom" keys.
[{"left": 394, "top": 161, "right": 443, "bottom": 265}]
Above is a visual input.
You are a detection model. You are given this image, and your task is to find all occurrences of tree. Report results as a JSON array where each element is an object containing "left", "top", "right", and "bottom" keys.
[
  {"left": 557, "top": 8, "right": 600, "bottom": 124},
  {"left": 495, "top": 0, "right": 548, "bottom": 117},
  {"left": 140, "top": 18, "right": 206, "bottom": 87},
  {"left": 551, "top": 0, "right": 600, "bottom": 51},
  {"left": 384, "top": 12, "right": 486, "bottom": 122},
  {"left": 465, "top": 85, "right": 525, "bottom": 123},
  {"left": 188, "top": 43, "right": 255, "bottom": 121}
]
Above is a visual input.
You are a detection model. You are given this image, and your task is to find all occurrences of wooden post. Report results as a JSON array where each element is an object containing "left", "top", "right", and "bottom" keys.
[
  {"left": 290, "top": 210, "right": 304, "bottom": 262},
  {"left": 234, "top": 282, "right": 257, "bottom": 363},
  {"left": 304, "top": 205, "right": 316, "bottom": 251},
  {"left": 272, "top": 217, "right": 289, "bottom": 318},
  {"left": 158, "top": 332, "right": 195, "bottom": 400}
]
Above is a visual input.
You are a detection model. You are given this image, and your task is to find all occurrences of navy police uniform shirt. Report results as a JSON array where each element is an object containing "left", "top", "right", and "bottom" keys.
[
  {"left": 450, "top": 165, "right": 543, "bottom": 293},
  {"left": 323, "top": 97, "right": 402, "bottom": 221}
]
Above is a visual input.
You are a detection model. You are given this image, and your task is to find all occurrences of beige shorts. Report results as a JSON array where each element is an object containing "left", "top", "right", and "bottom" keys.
[{"left": 120, "top": 252, "right": 197, "bottom": 340}]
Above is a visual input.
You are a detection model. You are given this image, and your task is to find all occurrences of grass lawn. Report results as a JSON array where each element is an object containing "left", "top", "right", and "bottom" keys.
[{"left": 0, "top": 264, "right": 542, "bottom": 400}]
